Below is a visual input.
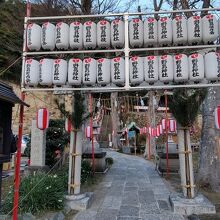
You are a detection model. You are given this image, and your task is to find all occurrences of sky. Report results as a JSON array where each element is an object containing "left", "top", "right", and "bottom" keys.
[{"left": 118, "top": 0, "right": 220, "bottom": 18}]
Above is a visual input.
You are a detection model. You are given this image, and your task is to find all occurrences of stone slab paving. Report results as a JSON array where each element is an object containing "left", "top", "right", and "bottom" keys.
[{"left": 73, "top": 150, "right": 187, "bottom": 220}]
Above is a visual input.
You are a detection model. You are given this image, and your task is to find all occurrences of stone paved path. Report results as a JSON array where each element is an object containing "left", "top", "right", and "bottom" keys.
[{"left": 74, "top": 150, "right": 186, "bottom": 220}]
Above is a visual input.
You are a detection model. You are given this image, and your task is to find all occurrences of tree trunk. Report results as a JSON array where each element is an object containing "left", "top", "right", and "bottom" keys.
[
  {"left": 68, "top": 130, "right": 82, "bottom": 195},
  {"left": 177, "top": 127, "right": 195, "bottom": 198},
  {"left": 148, "top": 91, "right": 156, "bottom": 157},
  {"left": 110, "top": 92, "right": 120, "bottom": 149},
  {"left": 74, "top": 130, "right": 82, "bottom": 194},
  {"left": 198, "top": 87, "right": 220, "bottom": 192}
]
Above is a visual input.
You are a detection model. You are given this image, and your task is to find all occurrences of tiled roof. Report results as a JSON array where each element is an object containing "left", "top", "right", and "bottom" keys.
[{"left": 0, "top": 81, "right": 29, "bottom": 106}]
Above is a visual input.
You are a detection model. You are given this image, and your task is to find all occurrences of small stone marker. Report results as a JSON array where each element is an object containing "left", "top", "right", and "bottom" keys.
[{"left": 30, "top": 120, "right": 46, "bottom": 167}]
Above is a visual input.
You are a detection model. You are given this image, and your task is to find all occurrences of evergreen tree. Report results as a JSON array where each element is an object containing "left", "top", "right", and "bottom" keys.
[{"left": 0, "top": 0, "right": 25, "bottom": 82}]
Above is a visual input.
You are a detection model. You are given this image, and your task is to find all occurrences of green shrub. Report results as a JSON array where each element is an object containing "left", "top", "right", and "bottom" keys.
[
  {"left": 117, "top": 148, "right": 123, "bottom": 153},
  {"left": 24, "top": 119, "right": 69, "bottom": 167},
  {"left": 1, "top": 171, "right": 68, "bottom": 215},
  {"left": 81, "top": 159, "right": 93, "bottom": 184},
  {"left": 105, "top": 157, "right": 114, "bottom": 166}
]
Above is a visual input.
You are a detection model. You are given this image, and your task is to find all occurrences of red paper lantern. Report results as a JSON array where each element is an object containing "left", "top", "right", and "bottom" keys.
[
  {"left": 214, "top": 106, "right": 220, "bottom": 129},
  {"left": 169, "top": 119, "right": 177, "bottom": 133},
  {"left": 153, "top": 128, "right": 157, "bottom": 137},
  {"left": 143, "top": 127, "right": 147, "bottom": 134},
  {"left": 37, "top": 108, "right": 49, "bottom": 130},
  {"left": 149, "top": 127, "right": 156, "bottom": 137},
  {"left": 65, "top": 118, "right": 72, "bottom": 133}
]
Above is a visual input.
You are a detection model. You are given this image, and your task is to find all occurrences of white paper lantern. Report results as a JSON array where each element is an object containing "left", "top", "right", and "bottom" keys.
[
  {"left": 24, "top": 59, "right": 39, "bottom": 86},
  {"left": 205, "top": 52, "right": 220, "bottom": 81},
  {"left": 172, "top": 16, "right": 188, "bottom": 45},
  {"left": 129, "top": 18, "right": 144, "bottom": 48},
  {"left": 27, "top": 23, "right": 41, "bottom": 51},
  {"left": 41, "top": 22, "right": 56, "bottom": 51},
  {"left": 83, "top": 21, "right": 97, "bottom": 49},
  {"left": 159, "top": 124, "right": 163, "bottom": 134},
  {"left": 148, "top": 127, "right": 152, "bottom": 135},
  {"left": 162, "top": 119, "right": 166, "bottom": 130},
  {"left": 189, "top": 53, "right": 204, "bottom": 82},
  {"left": 158, "top": 17, "right": 172, "bottom": 46},
  {"left": 82, "top": 58, "right": 97, "bottom": 85},
  {"left": 55, "top": 22, "right": 69, "bottom": 50},
  {"left": 37, "top": 108, "right": 49, "bottom": 130},
  {"left": 39, "top": 58, "right": 53, "bottom": 86},
  {"left": 68, "top": 58, "right": 82, "bottom": 85},
  {"left": 144, "top": 56, "right": 159, "bottom": 84},
  {"left": 97, "top": 20, "right": 110, "bottom": 49},
  {"left": 173, "top": 54, "right": 189, "bottom": 82},
  {"left": 69, "top": 21, "right": 83, "bottom": 50},
  {"left": 111, "top": 19, "right": 125, "bottom": 48},
  {"left": 169, "top": 119, "right": 176, "bottom": 133},
  {"left": 52, "top": 59, "right": 68, "bottom": 85},
  {"left": 202, "top": 14, "right": 219, "bottom": 44},
  {"left": 159, "top": 55, "right": 174, "bottom": 83},
  {"left": 85, "top": 126, "right": 91, "bottom": 138},
  {"left": 97, "top": 58, "right": 110, "bottom": 85},
  {"left": 156, "top": 126, "right": 160, "bottom": 137},
  {"left": 188, "top": 16, "right": 202, "bottom": 45},
  {"left": 111, "top": 57, "right": 125, "bottom": 85},
  {"left": 129, "top": 56, "right": 144, "bottom": 85},
  {"left": 144, "top": 17, "right": 158, "bottom": 46}
]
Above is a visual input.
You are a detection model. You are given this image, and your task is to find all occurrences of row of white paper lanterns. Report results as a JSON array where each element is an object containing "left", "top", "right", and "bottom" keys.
[
  {"left": 24, "top": 52, "right": 220, "bottom": 86},
  {"left": 27, "top": 14, "right": 220, "bottom": 51}
]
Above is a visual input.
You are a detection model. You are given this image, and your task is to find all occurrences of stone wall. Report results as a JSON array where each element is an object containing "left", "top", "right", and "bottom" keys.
[{"left": 9, "top": 82, "right": 72, "bottom": 134}]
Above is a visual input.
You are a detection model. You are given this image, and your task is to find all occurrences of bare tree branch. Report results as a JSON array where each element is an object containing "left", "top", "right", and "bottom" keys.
[
  {"left": 180, "top": 0, "right": 193, "bottom": 17},
  {"left": 201, "top": 0, "right": 211, "bottom": 17},
  {"left": 153, "top": 0, "right": 164, "bottom": 19}
]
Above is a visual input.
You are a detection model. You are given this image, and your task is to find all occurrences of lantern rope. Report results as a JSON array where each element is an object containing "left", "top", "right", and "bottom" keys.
[
  {"left": 29, "top": 92, "right": 57, "bottom": 109},
  {"left": 0, "top": 56, "right": 21, "bottom": 77}
]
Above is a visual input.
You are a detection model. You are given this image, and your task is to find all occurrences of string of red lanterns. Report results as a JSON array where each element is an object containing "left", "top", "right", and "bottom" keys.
[
  {"left": 139, "top": 118, "right": 177, "bottom": 137},
  {"left": 36, "top": 108, "right": 177, "bottom": 138}
]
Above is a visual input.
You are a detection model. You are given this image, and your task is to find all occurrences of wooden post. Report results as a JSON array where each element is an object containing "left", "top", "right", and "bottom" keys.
[{"left": 148, "top": 133, "right": 151, "bottom": 160}]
